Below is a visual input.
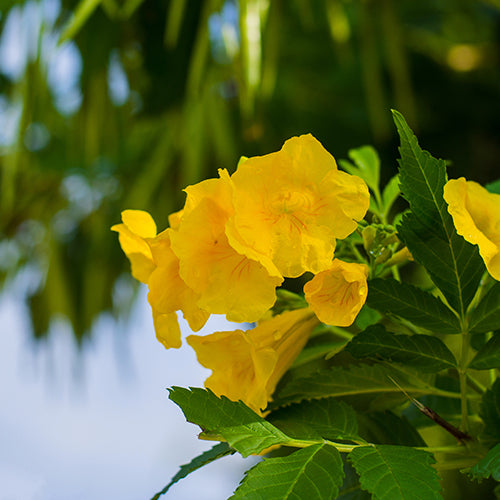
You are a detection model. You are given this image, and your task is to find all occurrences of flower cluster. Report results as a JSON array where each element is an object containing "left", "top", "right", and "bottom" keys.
[{"left": 113, "top": 134, "right": 370, "bottom": 411}]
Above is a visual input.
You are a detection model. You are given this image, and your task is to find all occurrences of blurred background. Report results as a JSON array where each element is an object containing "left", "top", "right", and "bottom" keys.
[{"left": 1, "top": 0, "right": 499, "bottom": 498}]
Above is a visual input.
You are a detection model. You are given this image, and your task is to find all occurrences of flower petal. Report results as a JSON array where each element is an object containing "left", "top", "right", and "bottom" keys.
[{"left": 304, "top": 259, "right": 369, "bottom": 326}]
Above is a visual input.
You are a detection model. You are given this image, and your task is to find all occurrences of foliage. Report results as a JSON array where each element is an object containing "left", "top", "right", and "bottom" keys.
[{"left": 128, "top": 111, "right": 500, "bottom": 499}]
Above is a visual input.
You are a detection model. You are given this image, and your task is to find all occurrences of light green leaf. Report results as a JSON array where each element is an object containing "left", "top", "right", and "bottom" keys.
[
  {"left": 347, "top": 145, "right": 380, "bottom": 194},
  {"left": 268, "top": 399, "right": 360, "bottom": 443},
  {"left": 59, "top": 0, "right": 102, "bottom": 42},
  {"left": 275, "top": 363, "right": 447, "bottom": 407},
  {"left": 349, "top": 445, "right": 442, "bottom": 500},
  {"left": 345, "top": 324, "right": 457, "bottom": 372},
  {"left": 230, "top": 444, "right": 344, "bottom": 500},
  {"left": 470, "top": 283, "right": 500, "bottom": 334},
  {"left": 480, "top": 379, "right": 500, "bottom": 443},
  {"left": 468, "top": 443, "right": 500, "bottom": 481},
  {"left": 150, "top": 443, "right": 234, "bottom": 500},
  {"left": 382, "top": 174, "right": 401, "bottom": 217},
  {"left": 168, "top": 387, "right": 289, "bottom": 457},
  {"left": 392, "top": 110, "right": 484, "bottom": 317},
  {"left": 366, "top": 278, "right": 461, "bottom": 334},
  {"left": 469, "top": 334, "right": 500, "bottom": 369}
]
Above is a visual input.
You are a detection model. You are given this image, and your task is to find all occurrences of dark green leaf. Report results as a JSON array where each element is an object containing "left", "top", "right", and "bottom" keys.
[
  {"left": 59, "top": 0, "right": 103, "bottom": 42},
  {"left": 275, "top": 363, "right": 445, "bottom": 407},
  {"left": 468, "top": 443, "right": 500, "bottom": 481},
  {"left": 345, "top": 324, "right": 457, "bottom": 372},
  {"left": 150, "top": 443, "right": 234, "bottom": 500},
  {"left": 392, "top": 110, "right": 484, "bottom": 316},
  {"left": 469, "top": 334, "right": 500, "bottom": 369},
  {"left": 486, "top": 179, "right": 500, "bottom": 195},
  {"left": 268, "top": 399, "right": 360, "bottom": 443},
  {"left": 470, "top": 283, "right": 500, "bottom": 334},
  {"left": 367, "top": 278, "right": 461, "bottom": 334},
  {"left": 481, "top": 380, "right": 500, "bottom": 443},
  {"left": 168, "top": 387, "right": 290, "bottom": 457},
  {"left": 398, "top": 213, "right": 484, "bottom": 317},
  {"left": 338, "top": 457, "right": 371, "bottom": 500},
  {"left": 349, "top": 445, "right": 442, "bottom": 500},
  {"left": 356, "top": 411, "right": 426, "bottom": 447},
  {"left": 230, "top": 444, "right": 344, "bottom": 500}
]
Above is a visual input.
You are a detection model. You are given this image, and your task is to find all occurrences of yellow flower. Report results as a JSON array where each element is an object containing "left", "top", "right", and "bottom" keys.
[
  {"left": 147, "top": 230, "right": 210, "bottom": 348},
  {"left": 170, "top": 170, "right": 283, "bottom": 323},
  {"left": 304, "top": 259, "right": 368, "bottom": 326},
  {"left": 187, "top": 308, "right": 320, "bottom": 414},
  {"left": 226, "top": 134, "right": 370, "bottom": 278},
  {"left": 111, "top": 209, "right": 157, "bottom": 283},
  {"left": 112, "top": 210, "right": 209, "bottom": 349},
  {"left": 444, "top": 178, "right": 500, "bottom": 281}
]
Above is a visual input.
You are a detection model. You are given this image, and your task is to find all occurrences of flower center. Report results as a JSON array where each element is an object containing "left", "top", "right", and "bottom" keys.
[{"left": 271, "top": 189, "right": 313, "bottom": 214}]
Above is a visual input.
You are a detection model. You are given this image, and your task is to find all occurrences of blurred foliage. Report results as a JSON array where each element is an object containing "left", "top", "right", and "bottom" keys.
[{"left": 0, "top": 0, "right": 499, "bottom": 344}]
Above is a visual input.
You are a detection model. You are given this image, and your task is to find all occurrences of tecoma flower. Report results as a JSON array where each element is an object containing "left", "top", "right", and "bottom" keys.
[
  {"left": 304, "top": 259, "right": 369, "bottom": 326},
  {"left": 226, "top": 134, "right": 370, "bottom": 278},
  {"left": 111, "top": 209, "right": 157, "bottom": 283},
  {"left": 187, "top": 308, "right": 320, "bottom": 414},
  {"left": 444, "top": 178, "right": 500, "bottom": 281},
  {"left": 169, "top": 170, "right": 283, "bottom": 323},
  {"left": 112, "top": 210, "right": 209, "bottom": 349}
]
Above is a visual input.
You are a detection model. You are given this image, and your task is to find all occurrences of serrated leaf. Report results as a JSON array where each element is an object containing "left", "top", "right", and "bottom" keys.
[
  {"left": 382, "top": 174, "right": 401, "bottom": 217},
  {"left": 150, "top": 443, "right": 234, "bottom": 500},
  {"left": 367, "top": 278, "right": 461, "bottom": 334},
  {"left": 469, "top": 334, "right": 500, "bottom": 369},
  {"left": 349, "top": 445, "right": 442, "bottom": 500},
  {"left": 275, "top": 363, "right": 446, "bottom": 407},
  {"left": 230, "top": 444, "right": 344, "bottom": 500},
  {"left": 480, "top": 379, "right": 500, "bottom": 443},
  {"left": 468, "top": 443, "right": 500, "bottom": 481},
  {"left": 356, "top": 411, "right": 426, "bottom": 447},
  {"left": 338, "top": 457, "right": 371, "bottom": 500},
  {"left": 470, "top": 283, "right": 500, "bottom": 334},
  {"left": 268, "top": 399, "right": 360, "bottom": 443},
  {"left": 392, "top": 110, "right": 484, "bottom": 316},
  {"left": 398, "top": 212, "right": 484, "bottom": 316},
  {"left": 168, "top": 387, "right": 290, "bottom": 457},
  {"left": 345, "top": 324, "right": 457, "bottom": 372}
]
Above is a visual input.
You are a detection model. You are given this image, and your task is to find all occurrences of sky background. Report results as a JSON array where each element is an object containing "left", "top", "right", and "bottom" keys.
[{"left": 0, "top": 284, "right": 258, "bottom": 500}]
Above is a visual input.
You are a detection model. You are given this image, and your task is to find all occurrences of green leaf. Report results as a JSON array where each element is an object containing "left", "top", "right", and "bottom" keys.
[
  {"left": 398, "top": 212, "right": 484, "bottom": 317},
  {"left": 480, "top": 379, "right": 500, "bottom": 443},
  {"left": 470, "top": 283, "right": 500, "bottom": 334},
  {"left": 356, "top": 412, "right": 426, "bottom": 447},
  {"left": 367, "top": 278, "right": 461, "bottom": 334},
  {"left": 468, "top": 443, "right": 500, "bottom": 481},
  {"left": 150, "top": 443, "right": 234, "bottom": 500},
  {"left": 486, "top": 179, "right": 500, "bottom": 195},
  {"left": 268, "top": 399, "right": 360, "bottom": 443},
  {"left": 345, "top": 145, "right": 380, "bottom": 194},
  {"left": 382, "top": 174, "right": 401, "bottom": 217},
  {"left": 345, "top": 324, "right": 457, "bottom": 372},
  {"left": 469, "top": 334, "right": 500, "bottom": 369},
  {"left": 230, "top": 444, "right": 344, "bottom": 500},
  {"left": 275, "top": 363, "right": 446, "bottom": 407},
  {"left": 168, "top": 387, "right": 289, "bottom": 457},
  {"left": 349, "top": 445, "right": 442, "bottom": 500},
  {"left": 392, "top": 110, "right": 484, "bottom": 316},
  {"left": 59, "top": 0, "right": 102, "bottom": 42},
  {"left": 338, "top": 458, "right": 371, "bottom": 500}
]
